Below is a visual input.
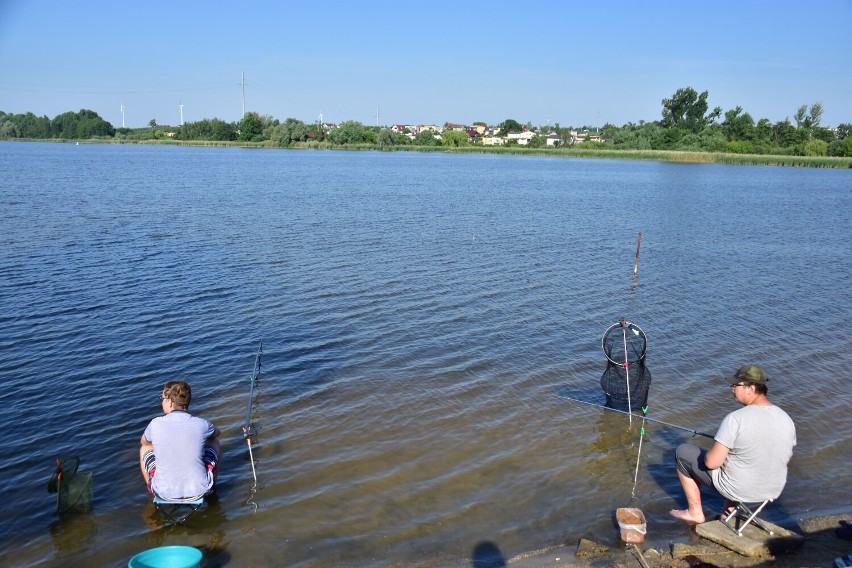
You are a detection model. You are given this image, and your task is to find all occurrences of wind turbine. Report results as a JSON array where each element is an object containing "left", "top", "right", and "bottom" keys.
[
  {"left": 120, "top": 102, "right": 126, "bottom": 128},
  {"left": 179, "top": 101, "right": 184, "bottom": 126}
]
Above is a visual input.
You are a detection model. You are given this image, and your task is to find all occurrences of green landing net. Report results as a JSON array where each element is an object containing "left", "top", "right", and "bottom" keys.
[{"left": 47, "top": 456, "right": 93, "bottom": 514}]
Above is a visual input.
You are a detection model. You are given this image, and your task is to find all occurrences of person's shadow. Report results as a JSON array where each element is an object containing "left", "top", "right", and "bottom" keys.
[{"left": 471, "top": 541, "right": 506, "bottom": 567}]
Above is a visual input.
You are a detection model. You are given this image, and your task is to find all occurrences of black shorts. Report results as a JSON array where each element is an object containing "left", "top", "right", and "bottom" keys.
[{"left": 675, "top": 443, "right": 717, "bottom": 490}]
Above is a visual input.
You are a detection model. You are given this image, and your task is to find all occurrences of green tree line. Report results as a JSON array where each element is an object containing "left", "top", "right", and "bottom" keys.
[
  {"left": 603, "top": 88, "right": 850, "bottom": 157},
  {"left": 2, "top": 86, "right": 851, "bottom": 157},
  {"left": 0, "top": 109, "right": 115, "bottom": 139}
]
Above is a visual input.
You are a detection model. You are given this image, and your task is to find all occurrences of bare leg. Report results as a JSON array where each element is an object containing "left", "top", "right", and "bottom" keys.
[{"left": 669, "top": 469, "right": 706, "bottom": 524}]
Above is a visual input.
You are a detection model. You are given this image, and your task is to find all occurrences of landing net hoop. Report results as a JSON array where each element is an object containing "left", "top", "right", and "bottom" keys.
[{"left": 602, "top": 320, "right": 647, "bottom": 366}]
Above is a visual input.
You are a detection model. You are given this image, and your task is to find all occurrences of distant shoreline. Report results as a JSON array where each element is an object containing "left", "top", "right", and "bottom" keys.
[{"left": 5, "top": 137, "right": 851, "bottom": 169}]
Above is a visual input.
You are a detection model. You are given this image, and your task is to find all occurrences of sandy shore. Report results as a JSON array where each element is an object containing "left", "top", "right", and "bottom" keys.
[{"left": 499, "top": 512, "right": 852, "bottom": 568}]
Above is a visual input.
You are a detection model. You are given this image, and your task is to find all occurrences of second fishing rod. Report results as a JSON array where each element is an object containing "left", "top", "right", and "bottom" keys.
[{"left": 563, "top": 395, "right": 714, "bottom": 439}]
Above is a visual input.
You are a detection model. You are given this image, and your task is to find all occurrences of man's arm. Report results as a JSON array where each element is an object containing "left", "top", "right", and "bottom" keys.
[{"left": 704, "top": 441, "right": 730, "bottom": 470}]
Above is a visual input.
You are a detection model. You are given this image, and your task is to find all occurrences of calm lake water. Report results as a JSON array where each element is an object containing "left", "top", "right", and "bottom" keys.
[{"left": 0, "top": 141, "right": 850, "bottom": 567}]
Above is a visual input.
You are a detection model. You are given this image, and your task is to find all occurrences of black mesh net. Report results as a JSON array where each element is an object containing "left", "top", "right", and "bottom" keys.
[
  {"left": 600, "top": 320, "right": 651, "bottom": 412},
  {"left": 47, "top": 457, "right": 93, "bottom": 514},
  {"left": 600, "top": 363, "right": 652, "bottom": 411},
  {"left": 602, "top": 320, "right": 647, "bottom": 365}
]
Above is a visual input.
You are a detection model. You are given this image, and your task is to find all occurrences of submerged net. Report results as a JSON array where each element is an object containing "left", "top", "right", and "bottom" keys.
[
  {"left": 600, "top": 363, "right": 652, "bottom": 411},
  {"left": 600, "top": 320, "right": 651, "bottom": 411},
  {"left": 47, "top": 456, "right": 93, "bottom": 514}
]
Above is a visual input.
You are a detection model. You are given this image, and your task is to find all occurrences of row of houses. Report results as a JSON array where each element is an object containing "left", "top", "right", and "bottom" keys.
[
  {"left": 315, "top": 120, "right": 610, "bottom": 145},
  {"left": 385, "top": 123, "right": 608, "bottom": 146}
]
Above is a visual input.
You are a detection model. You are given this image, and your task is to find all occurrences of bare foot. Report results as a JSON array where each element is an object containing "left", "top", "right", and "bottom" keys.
[{"left": 669, "top": 508, "right": 705, "bottom": 524}]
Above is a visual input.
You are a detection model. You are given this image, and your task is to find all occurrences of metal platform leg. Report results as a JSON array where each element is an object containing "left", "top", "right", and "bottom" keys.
[
  {"left": 721, "top": 499, "right": 773, "bottom": 537},
  {"left": 153, "top": 496, "right": 205, "bottom": 526}
]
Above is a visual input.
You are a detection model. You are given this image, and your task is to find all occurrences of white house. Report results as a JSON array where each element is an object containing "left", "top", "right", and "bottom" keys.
[{"left": 507, "top": 131, "right": 536, "bottom": 145}]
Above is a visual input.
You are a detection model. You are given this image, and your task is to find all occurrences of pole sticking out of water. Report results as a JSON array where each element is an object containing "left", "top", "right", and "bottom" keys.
[
  {"left": 621, "top": 321, "right": 633, "bottom": 424},
  {"left": 631, "top": 406, "right": 648, "bottom": 498},
  {"left": 243, "top": 340, "right": 263, "bottom": 483},
  {"left": 633, "top": 231, "right": 642, "bottom": 277}
]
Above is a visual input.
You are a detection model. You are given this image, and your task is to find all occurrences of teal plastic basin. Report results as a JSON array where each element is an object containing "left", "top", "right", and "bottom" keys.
[{"left": 128, "top": 545, "right": 202, "bottom": 568}]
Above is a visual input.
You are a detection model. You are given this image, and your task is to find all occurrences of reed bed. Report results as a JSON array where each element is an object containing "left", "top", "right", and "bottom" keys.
[
  {"left": 8, "top": 138, "right": 852, "bottom": 168},
  {"left": 442, "top": 146, "right": 851, "bottom": 167},
  {"left": 711, "top": 152, "right": 852, "bottom": 168}
]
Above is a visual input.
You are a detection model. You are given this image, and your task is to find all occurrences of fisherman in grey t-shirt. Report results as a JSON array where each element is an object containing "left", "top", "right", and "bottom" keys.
[
  {"left": 669, "top": 365, "right": 796, "bottom": 524},
  {"left": 139, "top": 380, "right": 221, "bottom": 501}
]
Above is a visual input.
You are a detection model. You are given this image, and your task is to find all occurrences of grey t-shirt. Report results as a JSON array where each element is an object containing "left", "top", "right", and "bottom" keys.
[
  {"left": 711, "top": 404, "right": 796, "bottom": 502},
  {"left": 144, "top": 410, "right": 216, "bottom": 500}
]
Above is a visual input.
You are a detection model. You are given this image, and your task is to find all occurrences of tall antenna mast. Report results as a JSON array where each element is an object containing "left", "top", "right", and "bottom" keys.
[
  {"left": 241, "top": 72, "right": 246, "bottom": 118},
  {"left": 376, "top": 107, "right": 380, "bottom": 127},
  {"left": 179, "top": 101, "right": 184, "bottom": 126},
  {"left": 120, "top": 102, "right": 125, "bottom": 128}
]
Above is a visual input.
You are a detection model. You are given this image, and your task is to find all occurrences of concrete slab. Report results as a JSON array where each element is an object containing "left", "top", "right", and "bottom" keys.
[{"left": 695, "top": 518, "right": 804, "bottom": 557}]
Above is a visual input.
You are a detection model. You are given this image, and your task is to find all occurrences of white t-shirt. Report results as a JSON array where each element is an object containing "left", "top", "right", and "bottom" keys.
[
  {"left": 711, "top": 404, "right": 796, "bottom": 502},
  {"left": 144, "top": 410, "right": 216, "bottom": 500}
]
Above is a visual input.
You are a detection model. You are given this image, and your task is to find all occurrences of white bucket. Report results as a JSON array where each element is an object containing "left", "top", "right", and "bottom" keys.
[{"left": 616, "top": 507, "right": 647, "bottom": 543}]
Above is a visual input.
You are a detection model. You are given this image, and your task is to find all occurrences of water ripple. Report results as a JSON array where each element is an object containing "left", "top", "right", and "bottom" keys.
[{"left": 0, "top": 144, "right": 850, "bottom": 566}]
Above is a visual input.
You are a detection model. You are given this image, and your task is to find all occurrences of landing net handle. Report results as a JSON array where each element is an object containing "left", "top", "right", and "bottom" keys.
[{"left": 602, "top": 320, "right": 647, "bottom": 367}]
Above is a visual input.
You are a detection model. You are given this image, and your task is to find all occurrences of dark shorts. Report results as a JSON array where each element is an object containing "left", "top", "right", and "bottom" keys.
[
  {"left": 203, "top": 445, "right": 218, "bottom": 471},
  {"left": 675, "top": 443, "right": 717, "bottom": 490}
]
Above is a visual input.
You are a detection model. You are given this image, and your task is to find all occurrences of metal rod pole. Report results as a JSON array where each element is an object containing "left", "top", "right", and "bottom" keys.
[
  {"left": 633, "top": 231, "right": 642, "bottom": 277},
  {"left": 243, "top": 340, "right": 263, "bottom": 486},
  {"left": 621, "top": 323, "right": 632, "bottom": 423}
]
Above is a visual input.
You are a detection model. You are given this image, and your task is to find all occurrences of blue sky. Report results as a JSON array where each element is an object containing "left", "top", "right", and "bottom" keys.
[{"left": 1, "top": 0, "right": 850, "bottom": 129}]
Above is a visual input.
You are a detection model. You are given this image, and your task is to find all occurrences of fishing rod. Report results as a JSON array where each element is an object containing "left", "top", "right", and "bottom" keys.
[
  {"left": 242, "top": 339, "right": 263, "bottom": 483},
  {"left": 563, "top": 395, "right": 714, "bottom": 439}
]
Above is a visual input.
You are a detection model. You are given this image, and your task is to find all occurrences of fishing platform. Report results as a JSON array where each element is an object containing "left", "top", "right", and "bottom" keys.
[{"left": 695, "top": 515, "right": 804, "bottom": 557}]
